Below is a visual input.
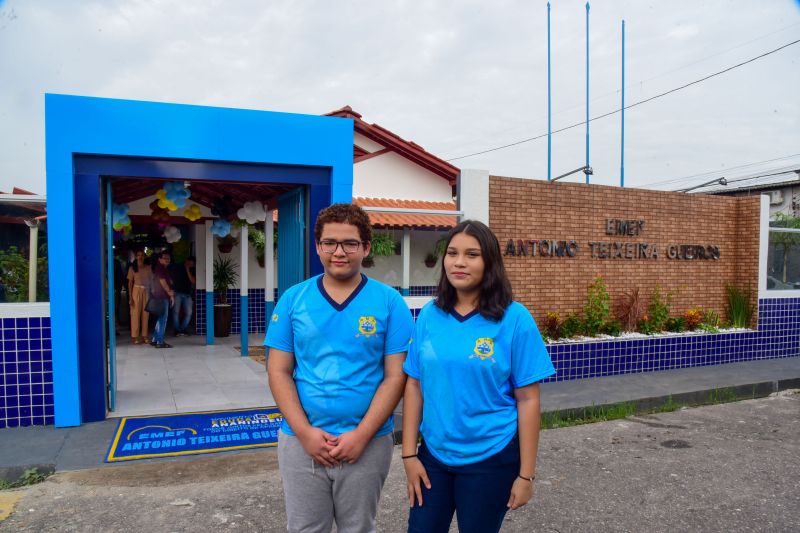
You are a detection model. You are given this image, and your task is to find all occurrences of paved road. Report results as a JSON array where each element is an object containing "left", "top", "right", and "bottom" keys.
[{"left": 1, "top": 392, "right": 798, "bottom": 532}]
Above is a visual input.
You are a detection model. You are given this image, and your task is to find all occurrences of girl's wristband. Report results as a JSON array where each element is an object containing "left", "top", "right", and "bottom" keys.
[
  {"left": 518, "top": 474, "right": 535, "bottom": 483},
  {"left": 401, "top": 454, "right": 417, "bottom": 460}
]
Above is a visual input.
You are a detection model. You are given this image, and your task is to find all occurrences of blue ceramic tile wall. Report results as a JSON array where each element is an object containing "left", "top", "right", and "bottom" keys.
[
  {"left": 541, "top": 298, "right": 800, "bottom": 383},
  {"left": 3, "top": 298, "right": 798, "bottom": 429},
  {"left": 195, "top": 289, "right": 268, "bottom": 335},
  {"left": 0, "top": 316, "right": 54, "bottom": 429}
]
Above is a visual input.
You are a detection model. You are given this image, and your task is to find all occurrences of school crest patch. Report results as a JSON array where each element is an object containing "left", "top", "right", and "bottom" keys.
[
  {"left": 357, "top": 316, "right": 377, "bottom": 337},
  {"left": 271, "top": 313, "right": 279, "bottom": 322},
  {"left": 470, "top": 337, "right": 495, "bottom": 363}
]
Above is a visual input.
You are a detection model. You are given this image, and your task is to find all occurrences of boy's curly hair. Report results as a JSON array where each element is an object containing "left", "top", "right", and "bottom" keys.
[{"left": 314, "top": 203, "right": 373, "bottom": 243}]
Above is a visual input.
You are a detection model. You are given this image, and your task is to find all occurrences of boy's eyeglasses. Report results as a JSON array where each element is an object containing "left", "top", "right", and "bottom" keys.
[{"left": 318, "top": 240, "right": 365, "bottom": 254}]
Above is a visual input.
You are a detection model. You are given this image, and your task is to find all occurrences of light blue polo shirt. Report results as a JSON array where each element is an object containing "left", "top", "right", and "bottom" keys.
[
  {"left": 403, "top": 300, "right": 555, "bottom": 466},
  {"left": 265, "top": 274, "right": 413, "bottom": 438}
]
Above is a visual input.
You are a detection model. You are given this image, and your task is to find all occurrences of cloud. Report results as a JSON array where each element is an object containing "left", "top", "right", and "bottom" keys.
[{"left": 0, "top": 0, "right": 798, "bottom": 194}]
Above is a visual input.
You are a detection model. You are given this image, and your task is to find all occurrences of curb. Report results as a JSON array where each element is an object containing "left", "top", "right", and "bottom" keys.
[{"left": 540, "top": 377, "right": 800, "bottom": 421}]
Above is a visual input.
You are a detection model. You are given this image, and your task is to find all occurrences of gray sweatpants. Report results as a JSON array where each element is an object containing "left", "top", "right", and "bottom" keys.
[{"left": 277, "top": 430, "right": 394, "bottom": 533}]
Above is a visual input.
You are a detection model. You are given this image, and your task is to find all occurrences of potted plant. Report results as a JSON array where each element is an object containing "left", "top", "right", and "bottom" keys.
[
  {"left": 424, "top": 252, "right": 438, "bottom": 268},
  {"left": 371, "top": 233, "right": 397, "bottom": 257},
  {"left": 423, "top": 237, "right": 447, "bottom": 268},
  {"left": 362, "top": 232, "right": 397, "bottom": 268},
  {"left": 217, "top": 234, "right": 238, "bottom": 254},
  {"left": 249, "top": 228, "right": 266, "bottom": 267},
  {"left": 213, "top": 256, "right": 239, "bottom": 337}
]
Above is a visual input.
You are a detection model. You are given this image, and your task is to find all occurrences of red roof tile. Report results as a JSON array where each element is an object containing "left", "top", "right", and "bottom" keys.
[
  {"left": 353, "top": 197, "right": 457, "bottom": 230},
  {"left": 325, "top": 106, "right": 459, "bottom": 188}
]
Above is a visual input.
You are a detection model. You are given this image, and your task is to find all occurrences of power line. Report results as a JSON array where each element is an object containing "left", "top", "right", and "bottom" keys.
[
  {"left": 680, "top": 168, "right": 800, "bottom": 193},
  {"left": 528, "top": 21, "right": 800, "bottom": 125},
  {"left": 446, "top": 38, "right": 800, "bottom": 162},
  {"left": 649, "top": 153, "right": 800, "bottom": 188}
]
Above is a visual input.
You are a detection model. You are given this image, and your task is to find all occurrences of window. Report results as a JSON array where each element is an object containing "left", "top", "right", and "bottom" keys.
[
  {"left": 767, "top": 214, "right": 800, "bottom": 290},
  {"left": 0, "top": 195, "right": 49, "bottom": 303}
]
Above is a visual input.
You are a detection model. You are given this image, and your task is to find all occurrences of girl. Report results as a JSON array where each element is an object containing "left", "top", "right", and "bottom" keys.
[
  {"left": 402, "top": 220, "right": 555, "bottom": 533},
  {"left": 127, "top": 249, "right": 153, "bottom": 344}
]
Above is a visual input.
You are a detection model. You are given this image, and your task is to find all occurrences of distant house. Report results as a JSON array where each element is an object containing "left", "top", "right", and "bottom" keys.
[
  {"left": 325, "top": 106, "right": 459, "bottom": 294},
  {"left": 701, "top": 167, "right": 800, "bottom": 218},
  {"left": 702, "top": 167, "right": 800, "bottom": 290}
]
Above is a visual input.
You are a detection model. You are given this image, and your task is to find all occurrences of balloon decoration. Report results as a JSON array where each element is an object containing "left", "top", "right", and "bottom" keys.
[
  {"left": 211, "top": 219, "right": 232, "bottom": 237},
  {"left": 163, "top": 225, "right": 182, "bottom": 244},
  {"left": 149, "top": 200, "right": 172, "bottom": 223},
  {"left": 155, "top": 189, "right": 178, "bottom": 212},
  {"left": 164, "top": 181, "right": 191, "bottom": 209},
  {"left": 111, "top": 203, "right": 131, "bottom": 230},
  {"left": 184, "top": 203, "right": 202, "bottom": 221},
  {"left": 237, "top": 201, "right": 267, "bottom": 224}
]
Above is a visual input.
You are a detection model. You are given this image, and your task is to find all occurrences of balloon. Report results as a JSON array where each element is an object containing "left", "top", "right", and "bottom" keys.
[
  {"left": 237, "top": 201, "right": 267, "bottom": 224},
  {"left": 184, "top": 203, "right": 202, "bottom": 221}
]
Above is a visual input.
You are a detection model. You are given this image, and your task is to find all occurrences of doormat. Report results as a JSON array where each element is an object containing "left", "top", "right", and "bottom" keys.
[
  {"left": 235, "top": 345, "right": 267, "bottom": 366},
  {"left": 105, "top": 406, "right": 283, "bottom": 462}
]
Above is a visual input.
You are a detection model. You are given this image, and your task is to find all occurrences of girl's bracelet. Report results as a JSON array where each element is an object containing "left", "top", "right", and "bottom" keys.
[
  {"left": 401, "top": 454, "right": 417, "bottom": 460},
  {"left": 518, "top": 474, "right": 535, "bottom": 483}
]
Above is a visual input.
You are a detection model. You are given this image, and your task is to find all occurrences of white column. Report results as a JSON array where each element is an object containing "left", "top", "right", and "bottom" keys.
[
  {"left": 25, "top": 219, "right": 39, "bottom": 302},
  {"left": 205, "top": 221, "right": 214, "bottom": 297},
  {"left": 402, "top": 228, "right": 411, "bottom": 296},
  {"left": 458, "top": 169, "right": 490, "bottom": 224},
  {"left": 240, "top": 224, "right": 249, "bottom": 297},
  {"left": 266, "top": 209, "right": 275, "bottom": 311},
  {"left": 205, "top": 220, "right": 214, "bottom": 345}
]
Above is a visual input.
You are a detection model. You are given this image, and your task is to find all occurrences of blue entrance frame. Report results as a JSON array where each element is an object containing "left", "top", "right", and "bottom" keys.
[{"left": 46, "top": 94, "right": 353, "bottom": 427}]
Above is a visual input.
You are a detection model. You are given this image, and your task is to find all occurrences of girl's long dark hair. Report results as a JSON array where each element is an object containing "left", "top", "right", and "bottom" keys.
[{"left": 435, "top": 220, "right": 513, "bottom": 321}]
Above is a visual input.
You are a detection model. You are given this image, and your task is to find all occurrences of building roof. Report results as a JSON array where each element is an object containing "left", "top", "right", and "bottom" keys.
[
  {"left": 697, "top": 168, "right": 800, "bottom": 195},
  {"left": 353, "top": 197, "right": 457, "bottom": 230},
  {"left": 325, "top": 106, "right": 459, "bottom": 188}
]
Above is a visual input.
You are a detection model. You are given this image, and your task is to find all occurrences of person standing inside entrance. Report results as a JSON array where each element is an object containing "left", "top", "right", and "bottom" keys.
[
  {"left": 266, "top": 203, "right": 413, "bottom": 533},
  {"left": 127, "top": 249, "right": 153, "bottom": 344},
  {"left": 151, "top": 250, "right": 175, "bottom": 349},
  {"left": 171, "top": 255, "right": 196, "bottom": 336},
  {"left": 402, "top": 220, "right": 555, "bottom": 533}
]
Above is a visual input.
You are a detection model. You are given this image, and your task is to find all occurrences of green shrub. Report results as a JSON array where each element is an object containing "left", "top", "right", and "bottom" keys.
[
  {"left": 601, "top": 320, "right": 622, "bottom": 337},
  {"left": 726, "top": 284, "right": 753, "bottom": 328},
  {"left": 584, "top": 276, "right": 611, "bottom": 336},
  {"left": 644, "top": 285, "right": 673, "bottom": 333},
  {"left": 0, "top": 244, "right": 49, "bottom": 303},
  {"left": 665, "top": 316, "right": 687, "bottom": 333},
  {"left": 560, "top": 313, "right": 585, "bottom": 339},
  {"left": 700, "top": 309, "right": 722, "bottom": 330}
]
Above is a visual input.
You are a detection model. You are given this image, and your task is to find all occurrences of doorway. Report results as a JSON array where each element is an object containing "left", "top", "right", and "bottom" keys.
[{"left": 102, "top": 175, "right": 307, "bottom": 418}]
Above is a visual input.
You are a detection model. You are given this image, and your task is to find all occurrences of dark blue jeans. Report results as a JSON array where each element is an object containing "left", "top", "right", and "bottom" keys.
[
  {"left": 408, "top": 436, "right": 520, "bottom": 533},
  {"left": 171, "top": 292, "right": 193, "bottom": 333}
]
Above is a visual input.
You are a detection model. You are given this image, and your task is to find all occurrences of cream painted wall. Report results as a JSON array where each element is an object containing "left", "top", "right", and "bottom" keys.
[
  {"left": 365, "top": 229, "right": 446, "bottom": 287},
  {"left": 354, "top": 151, "right": 453, "bottom": 202},
  {"left": 354, "top": 132, "right": 385, "bottom": 153}
]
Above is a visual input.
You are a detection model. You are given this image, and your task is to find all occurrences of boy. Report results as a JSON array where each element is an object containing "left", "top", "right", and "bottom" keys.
[{"left": 266, "top": 203, "right": 413, "bottom": 533}]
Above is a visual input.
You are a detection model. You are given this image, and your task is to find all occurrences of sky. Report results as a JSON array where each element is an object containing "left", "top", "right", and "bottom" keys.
[{"left": 1, "top": 0, "right": 799, "bottom": 195}]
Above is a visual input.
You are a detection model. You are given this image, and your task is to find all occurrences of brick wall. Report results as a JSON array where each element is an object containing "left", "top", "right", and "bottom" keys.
[{"left": 489, "top": 176, "right": 761, "bottom": 324}]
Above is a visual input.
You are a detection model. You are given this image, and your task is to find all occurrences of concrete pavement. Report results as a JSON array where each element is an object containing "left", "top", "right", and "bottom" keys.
[{"left": 0, "top": 390, "right": 798, "bottom": 532}]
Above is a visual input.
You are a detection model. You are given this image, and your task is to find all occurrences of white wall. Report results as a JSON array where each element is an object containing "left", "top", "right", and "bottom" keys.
[
  {"left": 354, "top": 151, "right": 453, "bottom": 202},
  {"left": 366, "top": 229, "right": 446, "bottom": 287},
  {"left": 354, "top": 132, "right": 385, "bottom": 153},
  {"left": 195, "top": 225, "right": 276, "bottom": 291}
]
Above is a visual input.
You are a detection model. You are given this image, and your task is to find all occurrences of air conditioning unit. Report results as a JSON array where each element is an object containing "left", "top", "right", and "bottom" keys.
[{"left": 769, "top": 190, "right": 784, "bottom": 205}]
